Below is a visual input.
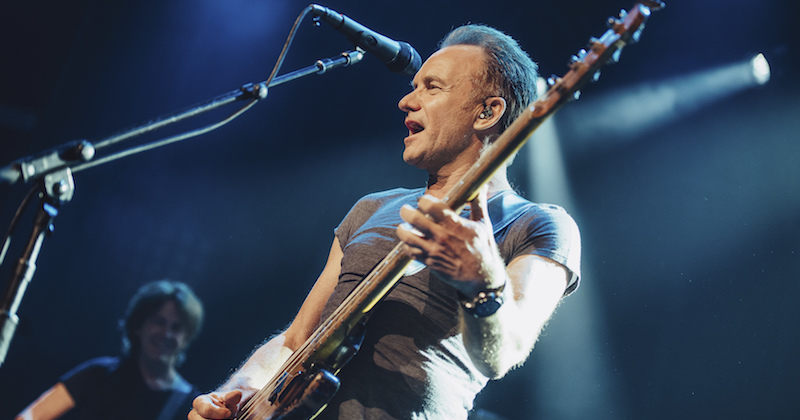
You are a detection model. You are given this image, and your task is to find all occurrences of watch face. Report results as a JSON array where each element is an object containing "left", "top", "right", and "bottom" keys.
[
  {"left": 462, "top": 288, "right": 505, "bottom": 318},
  {"left": 473, "top": 298, "right": 503, "bottom": 317}
]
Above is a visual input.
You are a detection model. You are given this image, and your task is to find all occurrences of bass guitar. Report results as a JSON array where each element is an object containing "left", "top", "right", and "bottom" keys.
[{"left": 235, "top": 2, "right": 664, "bottom": 419}]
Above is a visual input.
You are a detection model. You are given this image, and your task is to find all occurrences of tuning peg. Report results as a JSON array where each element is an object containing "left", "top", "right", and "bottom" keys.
[
  {"left": 643, "top": 0, "right": 666, "bottom": 11},
  {"left": 573, "top": 90, "right": 582, "bottom": 101},
  {"left": 592, "top": 70, "right": 601, "bottom": 82},
  {"left": 570, "top": 49, "right": 589, "bottom": 66},
  {"left": 569, "top": 54, "right": 580, "bottom": 65},
  {"left": 607, "top": 9, "right": 629, "bottom": 32},
  {"left": 547, "top": 75, "right": 561, "bottom": 86},
  {"left": 607, "top": 49, "right": 622, "bottom": 64}
]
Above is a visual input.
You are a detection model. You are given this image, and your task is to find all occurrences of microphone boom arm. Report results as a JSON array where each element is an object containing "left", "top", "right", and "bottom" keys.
[{"left": 0, "top": 5, "right": 373, "bottom": 367}]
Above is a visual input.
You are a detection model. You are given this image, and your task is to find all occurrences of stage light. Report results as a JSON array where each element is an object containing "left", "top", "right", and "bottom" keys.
[
  {"left": 751, "top": 53, "right": 770, "bottom": 85},
  {"left": 553, "top": 53, "right": 774, "bottom": 148}
]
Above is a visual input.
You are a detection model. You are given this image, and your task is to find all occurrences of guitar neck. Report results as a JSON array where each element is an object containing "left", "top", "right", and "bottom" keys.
[
  {"left": 237, "top": 3, "right": 660, "bottom": 418},
  {"left": 266, "top": 87, "right": 563, "bottom": 392},
  {"left": 241, "top": 62, "right": 589, "bottom": 420},
  {"left": 443, "top": 96, "right": 564, "bottom": 211}
]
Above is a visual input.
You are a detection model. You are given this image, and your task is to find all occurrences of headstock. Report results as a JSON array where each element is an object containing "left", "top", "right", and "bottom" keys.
[
  {"left": 435, "top": 1, "right": 664, "bottom": 211},
  {"left": 545, "top": 1, "right": 665, "bottom": 102}
]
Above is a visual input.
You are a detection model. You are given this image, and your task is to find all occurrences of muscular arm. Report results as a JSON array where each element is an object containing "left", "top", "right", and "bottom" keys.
[
  {"left": 189, "top": 238, "right": 343, "bottom": 419},
  {"left": 15, "top": 382, "right": 75, "bottom": 420},
  {"left": 397, "top": 190, "right": 569, "bottom": 379},
  {"left": 459, "top": 253, "right": 567, "bottom": 378}
]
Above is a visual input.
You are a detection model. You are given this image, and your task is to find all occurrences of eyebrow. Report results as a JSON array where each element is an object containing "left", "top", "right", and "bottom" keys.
[{"left": 410, "top": 74, "right": 446, "bottom": 90}]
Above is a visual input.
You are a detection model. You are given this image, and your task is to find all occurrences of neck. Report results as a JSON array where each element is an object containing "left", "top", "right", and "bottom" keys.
[
  {"left": 425, "top": 167, "right": 511, "bottom": 200},
  {"left": 422, "top": 133, "right": 513, "bottom": 199},
  {"left": 138, "top": 354, "right": 180, "bottom": 390}
]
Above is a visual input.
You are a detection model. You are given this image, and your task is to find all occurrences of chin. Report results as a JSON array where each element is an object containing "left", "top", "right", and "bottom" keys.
[
  {"left": 401, "top": 152, "right": 418, "bottom": 166},
  {"left": 402, "top": 146, "right": 427, "bottom": 165},
  {"left": 142, "top": 348, "right": 177, "bottom": 365}
]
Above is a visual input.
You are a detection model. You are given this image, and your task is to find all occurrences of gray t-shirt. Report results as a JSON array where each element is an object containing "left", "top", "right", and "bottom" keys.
[{"left": 317, "top": 187, "right": 581, "bottom": 419}]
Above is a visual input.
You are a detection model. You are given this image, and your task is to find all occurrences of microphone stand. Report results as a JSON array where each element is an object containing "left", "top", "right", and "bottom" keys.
[
  {"left": 0, "top": 48, "right": 365, "bottom": 367},
  {"left": 0, "top": 168, "right": 74, "bottom": 368}
]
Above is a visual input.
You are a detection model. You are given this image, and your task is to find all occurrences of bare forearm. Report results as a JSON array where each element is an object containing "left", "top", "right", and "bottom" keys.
[
  {"left": 459, "top": 287, "right": 540, "bottom": 379},
  {"left": 16, "top": 383, "right": 75, "bottom": 420},
  {"left": 218, "top": 334, "right": 294, "bottom": 396},
  {"left": 459, "top": 256, "right": 568, "bottom": 379}
]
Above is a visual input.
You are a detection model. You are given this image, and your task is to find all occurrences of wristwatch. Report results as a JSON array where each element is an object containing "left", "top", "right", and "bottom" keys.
[{"left": 460, "top": 284, "right": 505, "bottom": 318}]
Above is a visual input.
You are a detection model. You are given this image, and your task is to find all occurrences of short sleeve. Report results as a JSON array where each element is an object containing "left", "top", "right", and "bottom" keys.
[{"left": 499, "top": 203, "right": 582, "bottom": 295}]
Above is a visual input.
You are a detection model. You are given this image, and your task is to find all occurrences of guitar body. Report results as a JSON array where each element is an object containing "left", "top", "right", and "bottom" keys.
[
  {"left": 237, "top": 320, "right": 366, "bottom": 420},
  {"left": 239, "top": 367, "right": 340, "bottom": 420}
]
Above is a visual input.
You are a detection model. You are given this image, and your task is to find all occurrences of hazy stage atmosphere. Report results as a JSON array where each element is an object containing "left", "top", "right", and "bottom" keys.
[{"left": 1, "top": 0, "right": 798, "bottom": 418}]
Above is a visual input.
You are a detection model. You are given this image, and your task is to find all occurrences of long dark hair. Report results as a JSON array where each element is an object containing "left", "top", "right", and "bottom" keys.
[{"left": 120, "top": 280, "right": 204, "bottom": 362}]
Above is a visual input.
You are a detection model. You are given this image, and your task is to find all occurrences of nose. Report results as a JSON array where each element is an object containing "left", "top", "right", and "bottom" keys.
[
  {"left": 163, "top": 321, "right": 184, "bottom": 340},
  {"left": 398, "top": 89, "right": 418, "bottom": 113}
]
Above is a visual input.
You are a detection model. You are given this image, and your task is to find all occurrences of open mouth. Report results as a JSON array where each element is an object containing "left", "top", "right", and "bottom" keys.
[{"left": 405, "top": 120, "right": 424, "bottom": 135}]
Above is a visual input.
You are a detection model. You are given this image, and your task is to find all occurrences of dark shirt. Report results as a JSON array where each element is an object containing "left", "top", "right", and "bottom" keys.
[
  {"left": 60, "top": 356, "right": 197, "bottom": 420},
  {"left": 316, "top": 188, "right": 581, "bottom": 419}
]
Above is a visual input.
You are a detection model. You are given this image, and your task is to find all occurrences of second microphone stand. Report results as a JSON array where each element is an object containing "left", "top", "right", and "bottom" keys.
[{"left": 0, "top": 47, "right": 365, "bottom": 368}]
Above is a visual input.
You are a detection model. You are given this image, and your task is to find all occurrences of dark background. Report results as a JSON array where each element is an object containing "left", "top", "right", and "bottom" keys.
[{"left": 1, "top": 0, "right": 798, "bottom": 419}]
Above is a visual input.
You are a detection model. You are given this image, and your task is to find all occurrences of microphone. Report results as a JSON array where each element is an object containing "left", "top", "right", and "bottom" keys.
[{"left": 310, "top": 4, "right": 421, "bottom": 75}]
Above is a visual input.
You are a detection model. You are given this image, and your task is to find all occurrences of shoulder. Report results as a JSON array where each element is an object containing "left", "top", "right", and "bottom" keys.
[
  {"left": 514, "top": 202, "right": 582, "bottom": 293},
  {"left": 63, "top": 356, "right": 120, "bottom": 377},
  {"left": 342, "top": 187, "right": 423, "bottom": 223},
  {"left": 516, "top": 201, "right": 579, "bottom": 236},
  {"left": 59, "top": 356, "right": 122, "bottom": 399},
  {"left": 490, "top": 191, "right": 577, "bottom": 235},
  {"left": 336, "top": 187, "right": 423, "bottom": 244}
]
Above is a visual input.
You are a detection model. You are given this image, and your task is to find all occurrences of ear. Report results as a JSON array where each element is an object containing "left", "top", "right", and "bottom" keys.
[{"left": 473, "top": 96, "right": 507, "bottom": 132}]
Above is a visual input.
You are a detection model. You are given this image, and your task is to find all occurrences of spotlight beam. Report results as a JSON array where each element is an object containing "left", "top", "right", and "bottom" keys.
[{"left": 557, "top": 54, "right": 772, "bottom": 148}]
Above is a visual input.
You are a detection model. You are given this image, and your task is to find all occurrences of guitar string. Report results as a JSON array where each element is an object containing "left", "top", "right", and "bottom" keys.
[
  {"left": 237, "top": 9, "right": 644, "bottom": 416},
  {"left": 237, "top": 245, "right": 404, "bottom": 417},
  {"left": 237, "top": 145, "right": 522, "bottom": 417},
  {"left": 239, "top": 62, "right": 579, "bottom": 418}
]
